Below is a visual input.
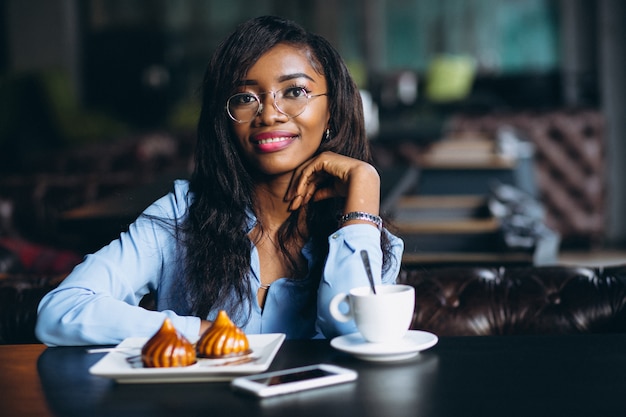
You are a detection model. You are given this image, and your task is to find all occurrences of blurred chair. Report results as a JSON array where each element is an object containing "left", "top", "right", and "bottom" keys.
[{"left": 425, "top": 54, "right": 476, "bottom": 103}]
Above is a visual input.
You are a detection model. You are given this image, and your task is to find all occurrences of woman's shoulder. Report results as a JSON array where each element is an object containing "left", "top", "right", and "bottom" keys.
[
  {"left": 144, "top": 179, "right": 193, "bottom": 217},
  {"left": 172, "top": 178, "right": 191, "bottom": 198},
  {"left": 170, "top": 179, "right": 194, "bottom": 211}
]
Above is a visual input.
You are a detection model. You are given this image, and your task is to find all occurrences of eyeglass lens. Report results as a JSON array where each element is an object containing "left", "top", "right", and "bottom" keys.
[{"left": 227, "top": 87, "right": 310, "bottom": 122}]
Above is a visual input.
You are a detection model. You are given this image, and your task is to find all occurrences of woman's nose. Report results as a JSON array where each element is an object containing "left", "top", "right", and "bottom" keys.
[{"left": 257, "top": 93, "right": 288, "bottom": 124}]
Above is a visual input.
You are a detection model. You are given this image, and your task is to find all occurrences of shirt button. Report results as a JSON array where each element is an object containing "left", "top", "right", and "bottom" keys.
[{"left": 331, "top": 234, "right": 339, "bottom": 239}]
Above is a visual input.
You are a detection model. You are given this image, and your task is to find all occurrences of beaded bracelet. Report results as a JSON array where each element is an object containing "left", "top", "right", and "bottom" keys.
[{"left": 338, "top": 211, "right": 383, "bottom": 230}]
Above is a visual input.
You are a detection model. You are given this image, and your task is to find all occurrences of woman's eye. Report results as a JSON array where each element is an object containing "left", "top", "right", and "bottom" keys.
[
  {"left": 283, "top": 87, "right": 307, "bottom": 99},
  {"left": 234, "top": 94, "right": 257, "bottom": 105}
]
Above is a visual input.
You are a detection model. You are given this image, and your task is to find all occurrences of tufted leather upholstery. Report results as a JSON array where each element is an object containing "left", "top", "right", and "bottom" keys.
[
  {"left": 0, "top": 273, "right": 66, "bottom": 344},
  {"left": 400, "top": 264, "right": 626, "bottom": 336},
  {"left": 448, "top": 109, "right": 606, "bottom": 247}
]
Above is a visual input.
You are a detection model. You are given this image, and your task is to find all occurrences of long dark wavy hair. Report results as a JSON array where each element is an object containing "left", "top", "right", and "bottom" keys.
[{"left": 183, "top": 15, "right": 396, "bottom": 320}]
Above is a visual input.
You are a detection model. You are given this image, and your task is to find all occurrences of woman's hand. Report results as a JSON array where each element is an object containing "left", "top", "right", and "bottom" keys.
[
  {"left": 285, "top": 151, "right": 381, "bottom": 219},
  {"left": 199, "top": 319, "right": 213, "bottom": 336}
]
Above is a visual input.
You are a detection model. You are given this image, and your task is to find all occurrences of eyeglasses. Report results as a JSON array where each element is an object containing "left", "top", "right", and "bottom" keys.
[{"left": 226, "top": 86, "right": 327, "bottom": 123}]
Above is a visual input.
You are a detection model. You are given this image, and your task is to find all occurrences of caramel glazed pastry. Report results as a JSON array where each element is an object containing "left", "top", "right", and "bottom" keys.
[
  {"left": 196, "top": 310, "right": 252, "bottom": 358},
  {"left": 141, "top": 311, "right": 251, "bottom": 367},
  {"left": 141, "top": 318, "right": 197, "bottom": 368}
]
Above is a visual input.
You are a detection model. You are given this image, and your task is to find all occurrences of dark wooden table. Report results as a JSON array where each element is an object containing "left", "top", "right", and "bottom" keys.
[{"left": 2, "top": 335, "right": 626, "bottom": 416}]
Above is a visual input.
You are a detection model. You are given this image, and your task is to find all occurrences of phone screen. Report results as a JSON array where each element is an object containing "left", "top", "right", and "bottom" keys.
[{"left": 247, "top": 368, "right": 334, "bottom": 386}]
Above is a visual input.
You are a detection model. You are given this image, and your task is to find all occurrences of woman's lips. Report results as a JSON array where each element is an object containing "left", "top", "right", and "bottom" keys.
[{"left": 252, "top": 132, "right": 297, "bottom": 152}]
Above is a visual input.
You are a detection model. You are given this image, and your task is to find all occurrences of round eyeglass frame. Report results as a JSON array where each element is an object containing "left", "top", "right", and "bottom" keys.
[{"left": 225, "top": 87, "right": 327, "bottom": 123}]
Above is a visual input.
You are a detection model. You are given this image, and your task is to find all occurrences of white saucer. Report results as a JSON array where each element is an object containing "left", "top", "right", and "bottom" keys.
[{"left": 330, "top": 330, "right": 438, "bottom": 362}]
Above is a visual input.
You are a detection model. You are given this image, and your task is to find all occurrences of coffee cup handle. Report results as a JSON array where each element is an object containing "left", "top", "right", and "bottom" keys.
[{"left": 329, "top": 293, "right": 352, "bottom": 323}]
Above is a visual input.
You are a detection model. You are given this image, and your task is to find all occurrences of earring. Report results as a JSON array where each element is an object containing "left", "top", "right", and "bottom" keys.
[{"left": 324, "top": 128, "right": 330, "bottom": 141}]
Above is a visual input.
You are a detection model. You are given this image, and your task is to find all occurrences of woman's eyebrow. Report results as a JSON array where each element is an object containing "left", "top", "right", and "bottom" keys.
[
  {"left": 278, "top": 73, "right": 315, "bottom": 83},
  {"left": 237, "top": 73, "right": 316, "bottom": 87}
]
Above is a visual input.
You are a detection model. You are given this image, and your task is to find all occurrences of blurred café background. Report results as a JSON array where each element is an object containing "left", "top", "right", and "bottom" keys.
[{"left": 1, "top": 0, "right": 626, "bottom": 271}]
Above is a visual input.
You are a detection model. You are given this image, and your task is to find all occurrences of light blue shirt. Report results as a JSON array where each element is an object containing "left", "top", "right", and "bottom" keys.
[{"left": 35, "top": 180, "right": 404, "bottom": 346}]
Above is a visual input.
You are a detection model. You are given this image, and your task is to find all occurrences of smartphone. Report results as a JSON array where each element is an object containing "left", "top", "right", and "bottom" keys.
[{"left": 231, "top": 363, "right": 357, "bottom": 398}]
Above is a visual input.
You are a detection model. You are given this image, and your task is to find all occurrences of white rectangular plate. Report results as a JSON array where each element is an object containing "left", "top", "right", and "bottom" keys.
[{"left": 89, "top": 333, "right": 286, "bottom": 383}]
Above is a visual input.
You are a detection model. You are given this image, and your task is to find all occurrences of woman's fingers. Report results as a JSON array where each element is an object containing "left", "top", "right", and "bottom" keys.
[
  {"left": 288, "top": 171, "right": 337, "bottom": 210},
  {"left": 286, "top": 152, "right": 358, "bottom": 210}
]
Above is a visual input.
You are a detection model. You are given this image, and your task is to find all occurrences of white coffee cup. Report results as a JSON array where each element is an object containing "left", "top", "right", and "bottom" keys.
[{"left": 329, "top": 284, "right": 415, "bottom": 343}]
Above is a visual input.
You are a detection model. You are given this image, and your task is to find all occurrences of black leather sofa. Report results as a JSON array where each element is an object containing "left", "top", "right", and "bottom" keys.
[
  {"left": 3, "top": 263, "right": 626, "bottom": 344},
  {"left": 399, "top": 264, "right": 626, "bottom": 336}
]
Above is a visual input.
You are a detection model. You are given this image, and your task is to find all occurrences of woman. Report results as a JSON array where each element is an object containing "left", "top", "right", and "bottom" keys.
[{"left": 36, "top": 15, "right": 404, "bottom": 346}]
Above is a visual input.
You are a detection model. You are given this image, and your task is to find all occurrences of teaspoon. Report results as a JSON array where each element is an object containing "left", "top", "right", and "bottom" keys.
[{"left": 360, "top": 250, "right": 377, "bottom": 295}]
